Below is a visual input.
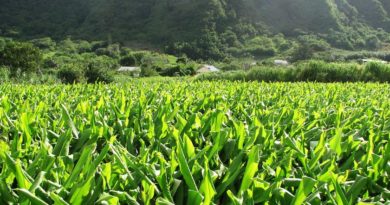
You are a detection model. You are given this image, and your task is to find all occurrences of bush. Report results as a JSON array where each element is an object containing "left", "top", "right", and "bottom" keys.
[
  {"left": 290, "top": 44, "right": 314, "bottom": 62},
  {"left": 246, "top": 67, "right": 287, "bottom": 82},
  {"left": 296, "top": 61, "right": 362, "bottom": 82},
  {"left": 220, "top": 64, "right": 241, "bottom": 71},
  {"left": 57, "top": 65, "right": 84, "bottom": 84},
  {"left": 36, "top": 74, "right": 60, "bottom": 84},
  {"left": 85, "top": 65, "right": 114, "bottom": 83},
  {"left": 141, "top": 66, "right": 159, "bottom": 77},
  {"left": 84, "top": 55, "right": 119, "bottom": 70},
  {"left": 363, "top": 62, "right": 390, "bottom": 82},
  {"left": 0, "top": 41, "right": 43, "bottom": 76},
  {"left": 197, "top": 70, "right": 246, "bottom": 81},
  {"left": 248, "top": 47, "right": 276, "bottom": 57},
  {"left": 159, "top": 64, "right": 196, "bottom": 76},
  {"left": 30, "top": 37, "right": 56, "bottom": 50},
  {"left": 120, "top": 54, "right": 137, "bottom": 66},
  {"left": 0, "top": 66, "right": 10, "bottom": 83},
  {"left": 197, "top": 61, "right": 390, "bottom": 83},
  {"left": 132, "top": 52, "right": 148, "bottom": 64}
]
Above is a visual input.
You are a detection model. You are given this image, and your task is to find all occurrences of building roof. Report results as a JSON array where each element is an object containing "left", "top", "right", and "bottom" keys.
[
  {"left": 118, "top": 66, "right": 141, "bottom": 72},
  {"left": 197, "top": 65, "right": 220, "bottom": 73},
  {"left": 361, "top": 59, "right": 387, "bottom": 64},
  {"left": 274, "top": 60, "right": 289, "bottom": 65}
]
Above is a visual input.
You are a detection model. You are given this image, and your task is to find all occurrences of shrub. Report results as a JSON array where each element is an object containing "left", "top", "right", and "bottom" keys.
[
  {"left": 197, "top": 61, "right": 390, "bottom": 83},
  {"left": 141, "top": 66, "right": 159, "bottom": 77},
  {"left": 132, "top": 52, "right": 148, "bottom": 64},
  {"left": 247, "top": 67, "right": 286, "bottom": 82},
  {"left": 57, "top": 64, "right": 84, "bottom": 84},
  {"left": 30, "top": 37, "right": 56, "bottom": 50},
  {"left": 84, "top": 55, "right": 119, "bottom": 70},
  {"left": 0, "top": 66, "right": 10, "bottom": 83},
  {"left": 37, "top": 74, "right": 60, "bottom": 84},
  {"left": 85, "top": 65, "right": 114, "bottom": 83},
  {"left": 290, "top": 43, "right": 314, "bottom": 62},
  {"left": 295, "top": 61, "right": 362, "bottom": 82},
  {"left": 120, "top": 54, "right": 137, "bottom": 66},
  {"left": 94, "top": 44, "right": 120, "bottom": 58},
  {"left": 248, "top": 47, "right": 276, "bottom": 57},
  {"left": 363, "top": 62, "right": 390, "bottom": 82},
  {"left": 220, "top": 64, "right": 241, "bottom": 71},
  {"left": 0, "top": 41, "right": 43, "bottom": 76},
  {"left": 161, "top": 64, "right": 196, "bottom": 76}
]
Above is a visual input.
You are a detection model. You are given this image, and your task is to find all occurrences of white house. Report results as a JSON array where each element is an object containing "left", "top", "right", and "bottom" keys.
[
  {"left": 274, "top": 60, "right": 289, "bottom": 66},
  {"left": 197, "top": 65, "right": 220, "bottom": 74},
  {"left": 118, "top": 66, "right": 141, "bottom": 77},
  {"left": 118, "top": 66, "right": 141, "bottom": 72},
  {"left": 361, "top": 59, "right": 387, "bottom": 64}
]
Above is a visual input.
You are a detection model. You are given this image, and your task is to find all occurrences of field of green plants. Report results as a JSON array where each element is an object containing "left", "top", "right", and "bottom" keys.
[{"left": 0, "top": 80, "right": 389, "bottom": 204}]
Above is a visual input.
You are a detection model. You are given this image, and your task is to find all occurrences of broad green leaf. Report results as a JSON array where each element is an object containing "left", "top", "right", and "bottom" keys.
[
  {"left": 330, "top": 128, "right": 343, "bottom": 155},
  {"left": 199, "top": 158, "right": 216, "bottom": 205},
  {"left": 239, "top": 145, "right": 260, "bottom": 194},
  {"left": 16, "top": 188, "right": 49, "bottom": 205},
  {"left": 172, "top": 129, "right": 198, "bottom": 191},
  {"left": 291, "top": 176, "right": 316, "bottom": 205}
]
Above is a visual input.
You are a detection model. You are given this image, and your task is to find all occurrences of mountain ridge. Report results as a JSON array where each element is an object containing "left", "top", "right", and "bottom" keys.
[{"left": 0, "top": 0, "right": 389, "bottom": 59}]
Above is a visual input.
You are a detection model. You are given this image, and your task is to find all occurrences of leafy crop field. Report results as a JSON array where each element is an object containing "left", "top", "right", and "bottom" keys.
[{"left": 0, "top": 81, "right": 389, "bottom": 204}]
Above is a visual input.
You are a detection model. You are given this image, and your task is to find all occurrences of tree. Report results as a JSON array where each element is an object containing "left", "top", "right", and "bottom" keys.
[
  {"left": 0, "top": 41, "right": 42, "bottom": 76},
  {"left": 120, "top": 54, "right": 137, "bottom": 66},
  {"left": 290, "top": 43, "right": 314, "bottom": 62}
]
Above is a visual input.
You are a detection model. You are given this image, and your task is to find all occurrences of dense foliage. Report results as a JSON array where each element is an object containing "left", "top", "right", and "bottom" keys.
[
  {"left": 198, "top": 61, "right": 390, "bottom": 83},
  {"left": 0, "top": 36, "right": 198, "bottom": 83},
  {"left": 0, "top": 81, "right": 389, "bottom": 204},
  {"left": 0, "top": 41, "right": 42, "bottom": 76},
  {"left": 1, "top": 0, "right": 390, "bottom": 60}
]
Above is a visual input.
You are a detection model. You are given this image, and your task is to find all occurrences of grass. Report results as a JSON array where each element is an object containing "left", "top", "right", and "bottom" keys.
[
  {"left": 198, "top": 61, "right": 390, "bottom": 82},
  {"left": 0, "top": 80, "right": 389, "bottom": 204}
]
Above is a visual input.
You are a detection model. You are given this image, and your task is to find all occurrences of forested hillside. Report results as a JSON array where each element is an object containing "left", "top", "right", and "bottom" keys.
[{"left": 1, "top": 0, "right": 390, "bottom": 60}]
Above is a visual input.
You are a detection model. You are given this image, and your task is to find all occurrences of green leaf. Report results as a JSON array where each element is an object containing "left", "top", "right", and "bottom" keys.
[
  {"left": 61, "top": 104, "right": 79, "bottom": 139},
  {"left": 291, "top": 176, "right": 316, "bottom": 205},
  {"left": 5, "top": 154, "right": 31, "bottom": 189},
  {"left": 156, "top": 197, "right": 175, "bottom": 205},
  {"left": 330, "top": 128, "right": 343, "bottom": 155},
  {"left": 29, "top": 171, "right": 45, "bottom": 193},
  {"left": 15, "top": 188, "right": 49, "bottom": 205},
  {"left": 216, "top": 151, "right": 245, "bottom": 197},
  {"left": 64, "top": 143, "right": 95, "bottom": 188},
  {"left": 96, "top": 193, "right": 120, "bottom": 205},
  {"left": 227, "top": 190, "right": 243, "bottom": 205},
  {"left": 173, "top": 129, "right": 198, "bottom": 191},
  {"left": 346, "top": 176, "right": 367, "bottom": 204},
  {"left": 332, "top": 177, "right": 350, "bottom": 205},
  {"left": 239, "top": 145, "right": 260, "bottom": 194},
  {"left": 188, "top": 189, "right": 203, "bottom": 205},
  {"left": 199, "top": 158, "right": 216, "bottom": 205},
  {"left": 50, "top": 192, "right": 70, "bottom": 205}
]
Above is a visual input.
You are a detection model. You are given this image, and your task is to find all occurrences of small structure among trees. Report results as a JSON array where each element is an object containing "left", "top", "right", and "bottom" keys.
[
  {"left": 118, "top": 66, "right": 141, "bottom": 77},
  {"left": 196, "top": 65, "right": 220, "bottom": 74},
  {"left": 274, "top": 60, "right": 289, "bottom": 66}
]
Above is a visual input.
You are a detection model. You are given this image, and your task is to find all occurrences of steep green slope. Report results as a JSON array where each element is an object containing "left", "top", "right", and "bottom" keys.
[
  {"left": 242, "top": 0, "right": 342, "bottom": 34},
  {"left": 0, "top": 0, "right": 389, "bottom": 59},
  {"left": 347, "top": 0, "right": 390, "bottom": 30},
  {"left": 1, "top": 0, "right": 389, "bottom": 39},
  {"left": 0, "top": 0, "right": 89, "bottom": 37}
]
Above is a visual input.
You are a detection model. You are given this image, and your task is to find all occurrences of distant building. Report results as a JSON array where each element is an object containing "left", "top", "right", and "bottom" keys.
[
  {"left": 118, "top": 66, "right": 140, "bottom": 72},
  {"left": 274, "top": 60, "right": 289, "bottom": 66},
  {"left": 118, "top": 66, "right": 141, "bottom": 77},
  {"left": 197, "top": 65, "right": 220, "bottom": 74},
  {"left": 243, "top": 62, "right": 257, "bottom": 70},
  {"left": 360, "top": 59, "right": 387, "bottom": 64}
]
